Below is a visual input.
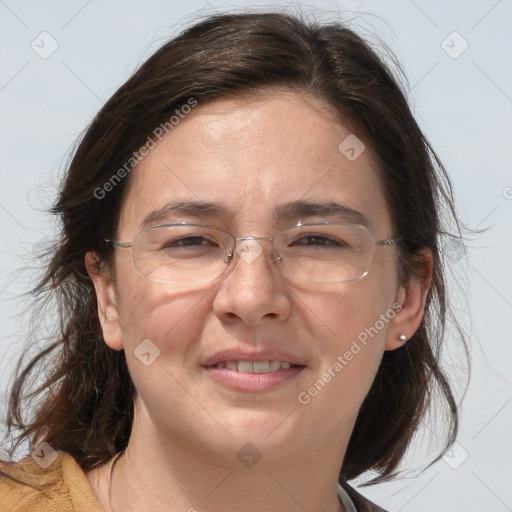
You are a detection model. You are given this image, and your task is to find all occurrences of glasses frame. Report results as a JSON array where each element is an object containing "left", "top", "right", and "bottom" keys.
[{"left": 105, "top": 221, "right": 399, "bottom": 285}]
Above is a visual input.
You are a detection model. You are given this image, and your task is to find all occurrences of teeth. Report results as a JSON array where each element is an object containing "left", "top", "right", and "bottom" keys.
[
  {"left": 253, "top": 361, "right": 270, "bottom": 373},
  {"left": 237, "top": 361, "right": 254, "bottom": 373},
  {"left": 212, "top": 360, "right": 296, "bottom": 373},
  {"left": 269, "top": 360, "right": 281, "bottom": 371},
  {"left": 226, "top": 361, "right": 238, "bottom": 371}
]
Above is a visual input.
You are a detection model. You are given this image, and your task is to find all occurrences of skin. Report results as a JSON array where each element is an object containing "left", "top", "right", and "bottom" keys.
[{"left": 85, "top": 91, "right": 431, "bottom": 512}]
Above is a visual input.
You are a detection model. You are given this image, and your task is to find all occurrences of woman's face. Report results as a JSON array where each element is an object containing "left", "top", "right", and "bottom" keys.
[{"left": 92, "top": 91, "right": 416, "bottom": 469}]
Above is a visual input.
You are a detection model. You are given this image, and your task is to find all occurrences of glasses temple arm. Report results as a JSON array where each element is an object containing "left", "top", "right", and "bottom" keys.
[{"left": 105, "top": 239, "right": 133, "bottom": 249}]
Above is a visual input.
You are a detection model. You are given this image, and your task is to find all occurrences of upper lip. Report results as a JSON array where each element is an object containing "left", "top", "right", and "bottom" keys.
[{"left": 202, "top": 348, "right": 307, "bottom": 367}]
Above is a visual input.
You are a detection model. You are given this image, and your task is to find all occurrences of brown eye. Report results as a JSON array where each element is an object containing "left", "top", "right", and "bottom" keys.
[
  {"left": 289, "top": 235, "right": 347, "bottom": 248},
  {"left": 163, "top": 236, "right": 216, "bottom": 248}
]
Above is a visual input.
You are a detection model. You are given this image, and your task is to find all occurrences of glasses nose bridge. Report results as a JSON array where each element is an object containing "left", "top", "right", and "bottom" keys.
[
  {"left": 228, "top": 234, "right": 282, "bottom": 268},
  {"left": 233, "top": 235, "right": 278, "bottom": 254}
]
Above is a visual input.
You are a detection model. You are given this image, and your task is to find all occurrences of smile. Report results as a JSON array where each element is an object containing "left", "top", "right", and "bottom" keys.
[
  {"left": 204, "top": 361, "right": 306, "bottom": 392},
  {"left": 208, "top": 360, "right": 300, "bottom": 373}
]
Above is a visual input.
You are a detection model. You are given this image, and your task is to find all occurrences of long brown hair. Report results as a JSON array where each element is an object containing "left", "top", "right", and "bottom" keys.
[{"left": 2, "top": 11, "right": 466, "bottom": 484}]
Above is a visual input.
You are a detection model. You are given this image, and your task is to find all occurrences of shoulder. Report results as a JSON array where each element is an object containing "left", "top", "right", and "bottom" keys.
[
  {"left": 340, "top": 477, "right": 389, "bottom": 512},
  {"left": 0, "top": 449, "right": 102, "bottom": 511}
]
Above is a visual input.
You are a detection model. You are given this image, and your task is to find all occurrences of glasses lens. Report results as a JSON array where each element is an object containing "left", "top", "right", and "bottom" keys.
[
  {"left": 132, "top": 225, "right": 233, "bottom": 284},
  {"left": 274, "top": 223, "right": 375, "bottom": 284}
]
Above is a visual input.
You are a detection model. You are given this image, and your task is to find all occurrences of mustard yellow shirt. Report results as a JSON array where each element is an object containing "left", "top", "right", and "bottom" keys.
[{"left": 0, "top": 450, "right": 102, "bottom": 511}]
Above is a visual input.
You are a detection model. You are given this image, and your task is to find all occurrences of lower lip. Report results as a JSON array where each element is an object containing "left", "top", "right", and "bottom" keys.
[{"left": 203, "top": 366, "right": 305, "bottom": 392}]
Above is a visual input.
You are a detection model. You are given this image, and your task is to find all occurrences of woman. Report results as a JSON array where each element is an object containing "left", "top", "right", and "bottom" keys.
[{"left": 0, "top": 11, "right": 461, "bottom": 512}]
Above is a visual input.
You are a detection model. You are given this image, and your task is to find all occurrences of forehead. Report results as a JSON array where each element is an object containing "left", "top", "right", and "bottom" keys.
[{"left": 118, "top": 92, "right": 392, "bottom": 236}]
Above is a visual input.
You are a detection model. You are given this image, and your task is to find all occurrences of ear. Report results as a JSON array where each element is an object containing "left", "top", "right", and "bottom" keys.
[
  {"left": 385, "top": 248, "right": 433, "bottom": 351},
  {"left": 85, "top": 252, "right": 124, "bottom": 351}
]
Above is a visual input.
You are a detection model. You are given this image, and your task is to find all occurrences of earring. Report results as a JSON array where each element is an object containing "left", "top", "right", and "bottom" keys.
[{"left": 398, "top": 334, "right": 407, "bottom": 342}]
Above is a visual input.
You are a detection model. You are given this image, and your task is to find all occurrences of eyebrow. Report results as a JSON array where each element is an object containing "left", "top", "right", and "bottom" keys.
[{"left": 140, "top": 199, "right": 369, "bottom": 229}]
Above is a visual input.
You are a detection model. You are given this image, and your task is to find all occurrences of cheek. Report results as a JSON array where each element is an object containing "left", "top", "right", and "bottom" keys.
[
  {"left": 294, "top": 302, "right": 392, "bottom": 443},
  {"left": 297, "top": 273, "right": 397, "bottom": 407},
  {"left": 301, "top": 275, "right": 396, "bottom": 348},
  {"left": 117, "top": 282, "right": 215, "bottom": 416},
  {"left": 114, "top": 255, "right": 213, "bottom": 365}
]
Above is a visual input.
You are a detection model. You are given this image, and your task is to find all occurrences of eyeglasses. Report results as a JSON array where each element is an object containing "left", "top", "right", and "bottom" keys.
[{"left": 106, "top": 222, "right": 398, "bottom": 285}]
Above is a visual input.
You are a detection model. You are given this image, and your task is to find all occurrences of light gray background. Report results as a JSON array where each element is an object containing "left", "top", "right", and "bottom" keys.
[{"left": 1, "top": 1, "right": 511, "bottom": 511}]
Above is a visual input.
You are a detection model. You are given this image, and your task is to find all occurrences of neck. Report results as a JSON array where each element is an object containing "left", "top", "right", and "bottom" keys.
[
  {"left": 109, "top": 448, "right": 346, "bottom": 512},
  {"left": 89, "top": 403, "right": 354, "bottom": 512}
]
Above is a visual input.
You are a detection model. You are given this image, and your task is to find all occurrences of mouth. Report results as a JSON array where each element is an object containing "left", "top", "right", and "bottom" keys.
[
  {"left": 207, "top": 360, "right": 302, "bottom": 373},
  {"left": 202, "top": 360, "right": 306, "bottom": 392}
]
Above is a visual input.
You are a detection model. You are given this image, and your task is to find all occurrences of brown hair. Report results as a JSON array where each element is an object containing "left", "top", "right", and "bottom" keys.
[{"left": 2, "top": 11, "right": 465, "bottom": 484}]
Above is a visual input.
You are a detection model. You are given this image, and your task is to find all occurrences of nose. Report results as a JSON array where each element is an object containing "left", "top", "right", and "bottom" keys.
[{"left": 212, "top": 237, "right": 291, "bottom": 325}]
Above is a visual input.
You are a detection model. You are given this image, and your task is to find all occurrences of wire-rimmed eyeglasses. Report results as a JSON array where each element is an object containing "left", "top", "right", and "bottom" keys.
[{"left": 106, "top": 222, "right": 398, "bottom": 285}]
